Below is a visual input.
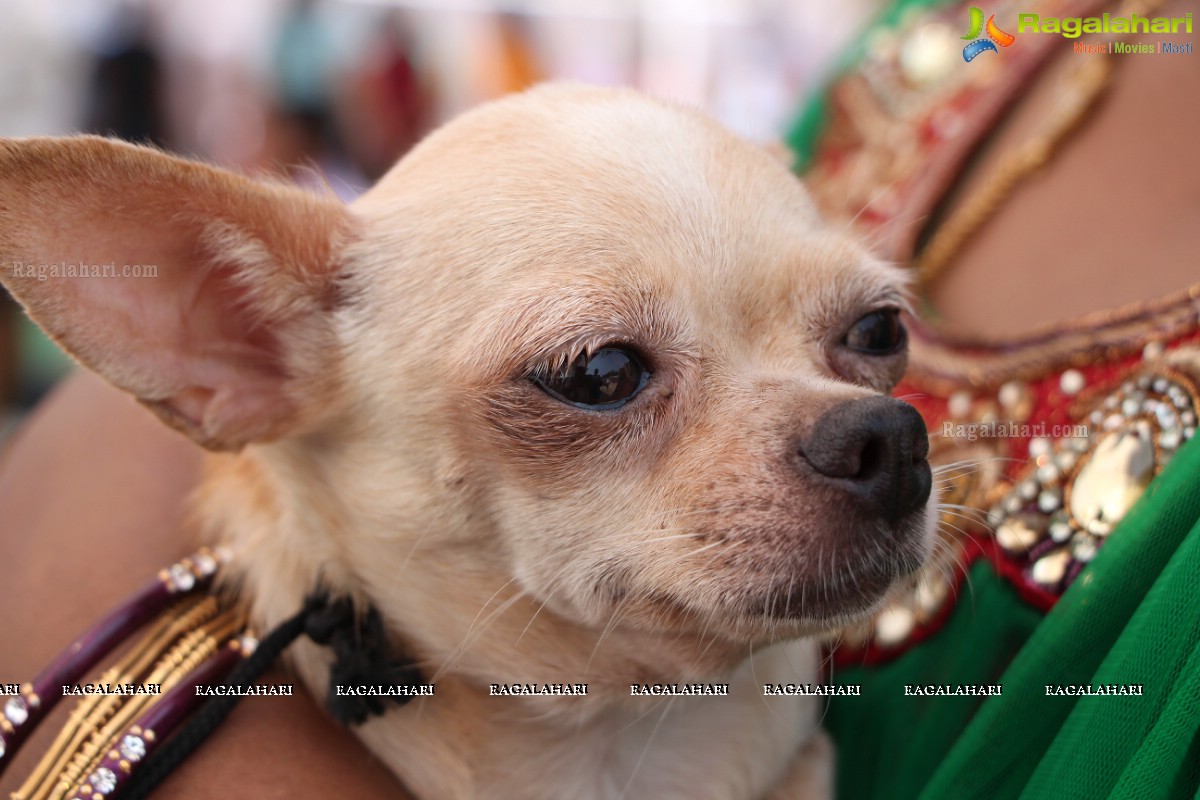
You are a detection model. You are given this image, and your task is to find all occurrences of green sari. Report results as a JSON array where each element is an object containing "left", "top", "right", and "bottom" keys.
[
  {"left": 822, "top": 436, "right": 1200, "bottom": 799},
  {"left": 786, "top": 1, "right": 1200, "bottom": 796}
]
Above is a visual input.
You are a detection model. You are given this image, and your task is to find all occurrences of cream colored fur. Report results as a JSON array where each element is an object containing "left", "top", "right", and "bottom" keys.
[{"left": 0, "top": 84, "right": 934, "bottom": 799}]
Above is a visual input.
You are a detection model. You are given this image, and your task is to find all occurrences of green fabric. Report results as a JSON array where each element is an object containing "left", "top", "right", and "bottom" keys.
[
  {"left": 825, "top": 434, "right": 1200, "bottom": 800},
  {"left": 788, "top": 3, "right": 1200, "bottom": 794},
  {"left": 827, "top": 562, "right": 1041, "bottom": 799}
]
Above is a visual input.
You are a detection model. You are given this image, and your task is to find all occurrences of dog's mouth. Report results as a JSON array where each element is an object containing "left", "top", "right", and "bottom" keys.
[
  {"left": 743, "top": 553, "right": 915, "bottom": 623},
  {"left": 615, "top": 511, "right": 934, "bottom": 636},
  {"left": 756, "top": 528, "right": 931, "bottom": 626}
]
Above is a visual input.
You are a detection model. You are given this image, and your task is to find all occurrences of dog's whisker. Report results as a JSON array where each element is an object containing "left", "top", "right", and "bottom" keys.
[
  {"left": 392, "top": 527, "right": 434, "bottom": 581},
  {"left": 937, "top": 508, "right": 988, "bottom": 528},
  {"left": 623, "top": 531, "right": 706, "bottom": 547},
  {"left": 514, "top": 586, "right": 558, "bottom": 647},
  {"left": 432, "top": 588, "right": 532, "bottom": 683},
  {"left": 617, "top": 696, "right": 678, "bottom": 800},
  {"left": 585, "top": 596, "right": 633, "bottom": 674},
  {"left": 935, "top": 516, "right": 987, "bottom": 545},
  {"left": 939, "top": 502, "right": 990, "bottom": 520}
]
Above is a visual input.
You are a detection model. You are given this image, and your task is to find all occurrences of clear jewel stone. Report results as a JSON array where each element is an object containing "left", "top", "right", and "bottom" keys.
[
  {"left": 1159, "top": 429, "right": 1182, "bottom": 450},
  {"left": 119, "top": 734, "right": 146, "bottom": 762},
  {"left": 1073, "top": 538, "right": 1098, "bottom": 563},
  {"left": 1060, "top": 370, "right": 1086, "bottom": 395},
  {"left": 948, "top": 391, "right": 972, "bottom": 418},
  {"left": 1121, "top": 398, "right": 1140, "bottom": 417},
  {"left": 1029, "top": 437, "right": 1052, "bottom": 458},
  {"left": 1049, "top": 521, "right": 1074, "bottom": 542},
  {"left": 998, "top": 381, "right": 1026, "bottom": 410},
  {"left": 898, "top": 22, "right": 959, "bottom": 86},
  {"left": 1037, "top": 464, "right": 1060, "bottom": 485},
  {"left": 4, "top": 697, "right": 28, "bottom": 726},
  {"left": 1143, "top": 342, "right": 1164, "bottom": 360},
  {"left": 987, "top": 506, "right": 1005, "bottom": 528},
  {"left": 1089, "top": 409, "right": 1104, "bottom": 425},
  {"left": 875, "top": 606, "right": 915, "bottom": 647},
  {"left": 1004, "top": 495, "right": 1023, "bottom": 514},
  {"left": 169, "top": 563, "right": 195, "bottom": 592},
  {"left": 1186, "top": 427, "right": 1196, "bottom": 440},
  {"left": 1173, "top": 394, "right": 1190, "bottom": 410},
  {"left": 1038, "top": 489, "right": 1062, "bottom": 513},
  {"left": 90, "top": 767, "right": 117, "bottom": 794},
  {"left": 193, "top": 553, "right": 218, "bottom": 577},
  {"left": 996, "top": 516, "right": 1041, "bottom": 552},
  {"left": 915, "top": 577, "right": 949, "bottom": 615},
  {"left": 1155, "top": 402, "right": 1178, "bottom": 429},
  {"left": 1103, "top": 414, "right": 1125, "bottom": 431},
  {"left": 1069, "top": 427, "right": 1154, "bottom": 534},
  {"left": 1056, "top": 450, "right": 1078, "bottom": 472},
  {"left": 1152, "top": 378, "right": 1169, "bottom": 394},
  {"left": 1031, "top": 550, "right": 1071, "bottom": 586},
  {"left": 1019, "top": 480, "right": 1038, "bottom": 501},
  {"left": 1182, "top": 411, "right": 1197, "bottom": 427}
]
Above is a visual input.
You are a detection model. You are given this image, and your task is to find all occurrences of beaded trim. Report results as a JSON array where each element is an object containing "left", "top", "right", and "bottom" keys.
[
  {"left": 803, "top": 0, "right": 1113, "bottom": 262},
  {"left": 0, "top": 548, "right": 260, "bottom": 800},
  {"left": 835, "top": 338, "right": 1200, "bottom": 663},
  {"left": 5, "top": 549, "right": 429, "bottom": 799},
  {"left": 0, "top": 549, "right": 225, "bottom": 777},
  {"left": 800, "top": 0, "right": 1200, "bottom": 662}
]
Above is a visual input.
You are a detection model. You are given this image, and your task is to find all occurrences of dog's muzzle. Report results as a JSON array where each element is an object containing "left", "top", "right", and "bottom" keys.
[{"left": 797, "top": 396, "right": 932, "bottom": 523}]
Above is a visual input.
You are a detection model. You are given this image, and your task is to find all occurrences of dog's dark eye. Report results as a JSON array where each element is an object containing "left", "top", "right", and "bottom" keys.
[
  {"left": 844, "top": 309, "right": 906, "bottom": 355},
  {"left": 535, "top": 347, "right": 649, "bottom": 409}
]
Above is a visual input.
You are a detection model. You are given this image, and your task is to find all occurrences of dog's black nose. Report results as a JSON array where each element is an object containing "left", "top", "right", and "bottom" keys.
[{"left": 798, "top": 396, "right": 931, "bottom": 522}]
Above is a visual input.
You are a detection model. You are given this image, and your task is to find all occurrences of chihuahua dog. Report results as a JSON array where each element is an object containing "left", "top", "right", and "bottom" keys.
[{"left": 0, "top": 84, "right": 934, "bottom": 799}]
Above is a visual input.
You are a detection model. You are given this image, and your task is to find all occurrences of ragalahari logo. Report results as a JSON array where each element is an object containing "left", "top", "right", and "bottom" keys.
[{"left": 962, "top": 7, "right": 1016, "bottom": 61}]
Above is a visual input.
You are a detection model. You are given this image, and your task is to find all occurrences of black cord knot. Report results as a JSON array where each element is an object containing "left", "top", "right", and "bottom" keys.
[{"left": 302, "top": 592, "right": 425, "bottom": 725}]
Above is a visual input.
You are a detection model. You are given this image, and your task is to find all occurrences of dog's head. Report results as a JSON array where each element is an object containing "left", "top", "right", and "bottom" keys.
[{"left": 0, "top": 84, "right": 932, "bottom": 667}]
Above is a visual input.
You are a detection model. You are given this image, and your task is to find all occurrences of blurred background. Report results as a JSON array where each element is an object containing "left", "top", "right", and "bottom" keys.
[{"left": 0, "top": 0, "right": 882, "bottom": 437}]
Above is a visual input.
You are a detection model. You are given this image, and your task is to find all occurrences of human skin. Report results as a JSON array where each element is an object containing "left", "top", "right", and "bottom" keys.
[
  {"left": 927, "top": 2, "right": 1200, "bottom": 336},
  {"left": 0, "top": 371, "right": 408, "bottom": 799},
  {"left": 0, "top": 10, "right": 1196, "bottom": 795}
]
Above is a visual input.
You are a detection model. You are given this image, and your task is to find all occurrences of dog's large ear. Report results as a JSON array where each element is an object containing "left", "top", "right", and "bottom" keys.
[{"left": 0, "top": 136, "right": 353, "bottom": 450}]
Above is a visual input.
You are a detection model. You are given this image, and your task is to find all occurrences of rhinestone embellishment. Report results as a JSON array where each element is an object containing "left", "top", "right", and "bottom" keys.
[
  {"left": 835, "top": 354, "right": 1200, "bottom": 660},
  {"left": 168, "top": 563, "right": 196, "bottom": 592},
  {"left": 988, "top": 371, "right": 1197, "bottom": 591},
  {"left": 238, "top": 633, "right": 260, "bottom": 656},
  {"left": 1060, "top": 369, "right": 1086, "bottom": 395},
  {"left": 90, "top": 767, "right": 117, "bottom": 794},
  {"left": 4, "top": 697, "right": 28, "bottom": 726},
  {"left": 192, "top": 552, "right": 218, "bottom": 577},
  {"left": 119, "top": 733, "right": 147, "bottom": 762},
  {"left": 1069, "top": 425, "right": 1155, "bottom": 531}
]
